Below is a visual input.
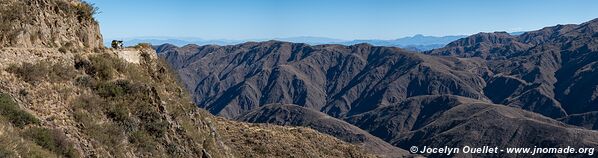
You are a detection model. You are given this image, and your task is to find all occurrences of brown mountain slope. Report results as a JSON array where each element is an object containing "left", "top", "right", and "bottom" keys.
[
  {"left": 158, "top": 42, "right": 489, "bottom": 118},
  {"left": 215, "top": 117, "right": 376, "bottom": 158},
  {"left": 559, "top": 111, "right": 598, "bottom": 130},
  {"left": 425, "top": 18, "right": 598, "bottom": 119},
  {"left": 399, "top": 102, "right": 598, "bottom": 158},
  {"left": 427, "top": 32, "right": 531, "bottom": 59},
  {"left": 236, "top": 103, "right": 412, "bottom": 158},
  {"left": 347, "top": 95, "right": 598, "bottom": 158},
  {"left": 345, "top": 95, "right": 481, "bottom": 142},
  {"left": 156, "top": 18, "right": 598, "bottom": 158},
  {"left": 0, "top": 47, "right": 375, "bottom": 157}
]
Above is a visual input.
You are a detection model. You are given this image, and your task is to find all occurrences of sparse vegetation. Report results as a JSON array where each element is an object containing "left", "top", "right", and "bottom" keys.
[
  {"left": 75, "top": 75, "right": 96, "bottom": 87},
  {"left": 58, "top": 42, "right": 76, "bottom": 53},
  {"left": 71, "top": 53, "right": 177, "bottom": 155},
  {"left": 0, "top": 93, "right": 39, "bottom": 128},
  {"left": 29, "top": 30, "right": 43, "bottom": 43},
  {"left": 18, "top": 89, "right": 28, "bottom": 96},
  {"left": 21, "top": 127, "right": 79, "bottom": 158},
  {"left": 0, "top": 1, "right": 31, "bottom": 45},
  {"left": 0, "top": 117, "right": 56, "bottom": 157},
  {"left": 76, "top": 54, "right": 126, "bottom": 80},
  {"left": 73, "top": 101, "right": 129, "bottom": 156},
  {"left": 129, "top": 131, "right": 158, "bottom": 152},
  {"left": 7, "top": 63, "right": 48, "bottom": 85},
  {"left": 7, "top": 61, "right": 76, "bottom": 84},
  {"left": 95, "top": 80, "right": 135, "bottom": 97},
  {"left": 0, "top": 147, "right": 14, "bottom": 158},
  {"left": 86, "top": 123, "right": 127, "bottom": 156},
  {"left": 134, "top": 43, "right": 152, "bottom": 49},
  {"left": 73, "top": 93, "right": 104, "bottom": 114},
  {"left": 49, "top": 62, "right": 78, "bottom": 82},
  {"left": 74, "top": 1, "right": 100, "bottom": 22},
  {"left": 1, "top": 0, "right": 101, "bottom": 47}
]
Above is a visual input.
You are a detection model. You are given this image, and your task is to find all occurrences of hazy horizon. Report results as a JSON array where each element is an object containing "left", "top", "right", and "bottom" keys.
[{"left": 107, "top": 34, "right": 468, "bottom": 41}]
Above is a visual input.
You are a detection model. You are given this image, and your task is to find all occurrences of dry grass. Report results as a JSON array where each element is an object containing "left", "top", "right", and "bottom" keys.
[
  {"left": 0, "top": 93, "right": 39, "bottom": 128},
  {"left": 214, "top": 117, "right": 375, "bottom": 158}
]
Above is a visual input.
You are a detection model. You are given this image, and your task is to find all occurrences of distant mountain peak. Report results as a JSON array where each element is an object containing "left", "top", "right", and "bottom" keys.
[
  {"left": 123, "top": 35, "right": 468, "bottom": 52},
  {"left": 412, "top": 34, "right": 425, "bottom": 37}
]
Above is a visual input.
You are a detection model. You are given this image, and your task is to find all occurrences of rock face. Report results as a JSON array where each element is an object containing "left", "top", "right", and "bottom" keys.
[
  {"left": 0, "top": 0, "right": 103, "bottom": 49},
  {"left": 0, "top": 0, "right": 375, "bottom": 157}
]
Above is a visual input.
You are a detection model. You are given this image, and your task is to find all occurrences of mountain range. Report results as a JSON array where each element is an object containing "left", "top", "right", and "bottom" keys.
[
  {"left": 156, "top": 18, "right": 598, "bottom": 157},
  {"left": 117, "top": 34, "right": 467, "bottom": 51}
]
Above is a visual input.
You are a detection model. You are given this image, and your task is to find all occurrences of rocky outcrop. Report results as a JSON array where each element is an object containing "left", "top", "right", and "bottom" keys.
[{"left": 0, "top": 0, "right": 103, "bottom": 49}]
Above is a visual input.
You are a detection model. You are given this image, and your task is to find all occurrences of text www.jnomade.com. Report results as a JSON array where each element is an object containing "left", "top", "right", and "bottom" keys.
[{"left": 410, "top": 146, "right": 595, "bottom": 156}]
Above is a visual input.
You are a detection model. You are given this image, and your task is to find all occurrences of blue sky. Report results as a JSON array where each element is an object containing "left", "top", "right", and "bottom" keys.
[{"left": 87, "top": 0, "right": 598, "bottom": 40}]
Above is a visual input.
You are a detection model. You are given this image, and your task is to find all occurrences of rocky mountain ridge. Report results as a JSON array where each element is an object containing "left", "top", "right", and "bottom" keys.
[
  {"left": 158, "top": 18, "right": 598, "bottom": 157},
  {"left": 158, "top": 41, "right": 490, "bottom": 118},
  {"left": 426, "top": 18, "right": 598, "bottom": 119},
  {"left": 0, "top": 0, "right": 102, "bottom": 49},
  {"left": 128, "top": 34, "right": 467, "bottom": 52}
]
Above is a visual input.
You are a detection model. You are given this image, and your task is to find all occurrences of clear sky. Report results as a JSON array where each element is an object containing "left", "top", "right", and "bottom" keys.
[{"left": 87, "top": 0, "right": 598, "bottom": 40}]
